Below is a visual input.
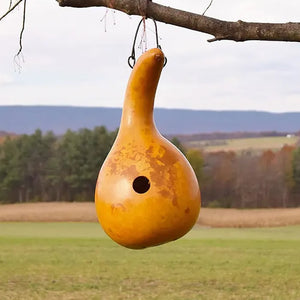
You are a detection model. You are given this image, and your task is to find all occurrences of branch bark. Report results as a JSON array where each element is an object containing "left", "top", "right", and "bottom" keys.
[{"left": 57, "top": 0, "right": 300, "bottom": 43}]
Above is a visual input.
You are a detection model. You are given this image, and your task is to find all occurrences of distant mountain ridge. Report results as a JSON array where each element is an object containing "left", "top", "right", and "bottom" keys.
[{"left": 0, "top": 106, "right": 299, "bottom": 135}]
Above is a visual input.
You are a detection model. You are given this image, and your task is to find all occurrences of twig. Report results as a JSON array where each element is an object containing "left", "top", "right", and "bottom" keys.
[
  {"left": 0, "top": 0, "right": 23, "bottom": 22},
  {"left": 202, "top": 0, "right": 214, "bottom": 16},
  {"left": 15, "top": 0, "right": 27, "bottom": 57}
]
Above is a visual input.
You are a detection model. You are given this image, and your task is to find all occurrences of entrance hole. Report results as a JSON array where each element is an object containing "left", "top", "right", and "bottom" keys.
[{"left": 132, "top": 176, "right": 150, "bottom": 194}]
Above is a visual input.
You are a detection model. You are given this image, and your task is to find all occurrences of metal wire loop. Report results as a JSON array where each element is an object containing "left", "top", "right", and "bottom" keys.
[{"left": 128, "top": 18, "right": 167, "bottom": 69}]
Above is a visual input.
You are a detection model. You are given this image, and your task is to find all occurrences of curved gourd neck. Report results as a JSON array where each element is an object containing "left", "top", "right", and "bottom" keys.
[{"left": 119, "top": 48, "right": 164, "bottom": 134}]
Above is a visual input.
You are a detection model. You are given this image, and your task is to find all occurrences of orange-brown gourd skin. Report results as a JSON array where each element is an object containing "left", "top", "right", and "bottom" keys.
[{"left": 95, "top": 48, "right": 201, "bottom": 249}]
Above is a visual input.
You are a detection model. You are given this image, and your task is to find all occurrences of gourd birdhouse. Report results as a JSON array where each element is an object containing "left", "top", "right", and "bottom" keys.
[{"left": 95, "top": 48, "right": 201, "bottom": 249}]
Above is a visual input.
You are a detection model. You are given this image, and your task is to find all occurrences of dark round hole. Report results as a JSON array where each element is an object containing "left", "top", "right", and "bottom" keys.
[{"left": 132, "top": 176, "right": 150, "bottom": 194}]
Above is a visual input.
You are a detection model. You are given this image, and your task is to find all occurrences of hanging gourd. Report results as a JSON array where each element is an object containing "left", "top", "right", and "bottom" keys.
[{"left": 95, "top": 21, "right": 200, "bottom": 249}]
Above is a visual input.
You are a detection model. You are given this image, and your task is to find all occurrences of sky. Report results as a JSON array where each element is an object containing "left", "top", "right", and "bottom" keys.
[{"left": 0, "top": 0, "right": 300, "bottom": 112}]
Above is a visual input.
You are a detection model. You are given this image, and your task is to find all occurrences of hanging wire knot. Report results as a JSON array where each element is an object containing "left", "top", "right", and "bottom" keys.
[{"left": 128, "top": 18, "right": 167, "bottom": 69}]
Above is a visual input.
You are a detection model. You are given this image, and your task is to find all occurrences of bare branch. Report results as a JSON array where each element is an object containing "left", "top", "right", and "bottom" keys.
[
  {"left": 0, "top": 0, "right": 23, "bottom": 22},
  {"left": 202, "top": 0, "right": 214, "bottom": 16},
  {"left": 0, "top": 0, "right": 27, "bottom": 63},
  {"left": 15, "top": 0, "right": 27, "bottom": 57},
  {"left": 57, "top": 0, "right": 300, "bottom": 43}
]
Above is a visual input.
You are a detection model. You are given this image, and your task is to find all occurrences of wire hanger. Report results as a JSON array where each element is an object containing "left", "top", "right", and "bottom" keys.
[{"left": 128, "top": 18, "right": 167, "bottom": 69}]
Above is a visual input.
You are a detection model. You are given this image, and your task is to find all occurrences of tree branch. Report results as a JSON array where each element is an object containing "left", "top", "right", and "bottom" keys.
[
  {"left": 15, "top": 0, "right": 27, "bottom": 57},
  {"left": 0, "top": 0, "right": 23, "bottom": 22},
  {"left": 57, "top": 0, "right": 300, "bottom": 43}
]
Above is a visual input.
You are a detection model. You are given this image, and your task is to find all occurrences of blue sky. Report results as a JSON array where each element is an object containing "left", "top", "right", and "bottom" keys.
[{"left": 0, "top": 0, "right": 300, "bottom": 112}]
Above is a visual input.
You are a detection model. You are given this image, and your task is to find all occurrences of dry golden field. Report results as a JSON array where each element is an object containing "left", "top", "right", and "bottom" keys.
[
  {"left": 188, "top": 136, "right": 299, "bottom": 153},
  {"left": 0, "top": 202, "right": 299, "bottom": 227}
]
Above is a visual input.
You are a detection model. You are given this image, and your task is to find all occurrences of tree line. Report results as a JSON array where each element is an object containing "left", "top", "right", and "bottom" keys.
[
  {"left": 0, "top": 128, "right": 299, "bottom": 207},
  {"left": 0, "top": 128, "right": 117, "bottom": 203},
  {"left": 196, "top": 146, "right": 300, "bottom": 208}
]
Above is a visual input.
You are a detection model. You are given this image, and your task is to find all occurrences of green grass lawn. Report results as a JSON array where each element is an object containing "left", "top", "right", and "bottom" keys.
[{"left": 0, "top": 223, "right": 299, "bottom": 300}]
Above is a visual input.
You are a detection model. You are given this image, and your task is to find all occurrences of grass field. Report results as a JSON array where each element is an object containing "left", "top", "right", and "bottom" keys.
[
  {"left": 0, "top": 222, "right": 299, "bottom": 300},
  {"left": 188, "top": 136, "right": 299, "bottom": 153}
]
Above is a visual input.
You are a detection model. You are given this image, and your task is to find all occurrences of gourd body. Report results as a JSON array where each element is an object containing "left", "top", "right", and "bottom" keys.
[{"left": 95, "top": 48, "right": 201, "bottom": 249}]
